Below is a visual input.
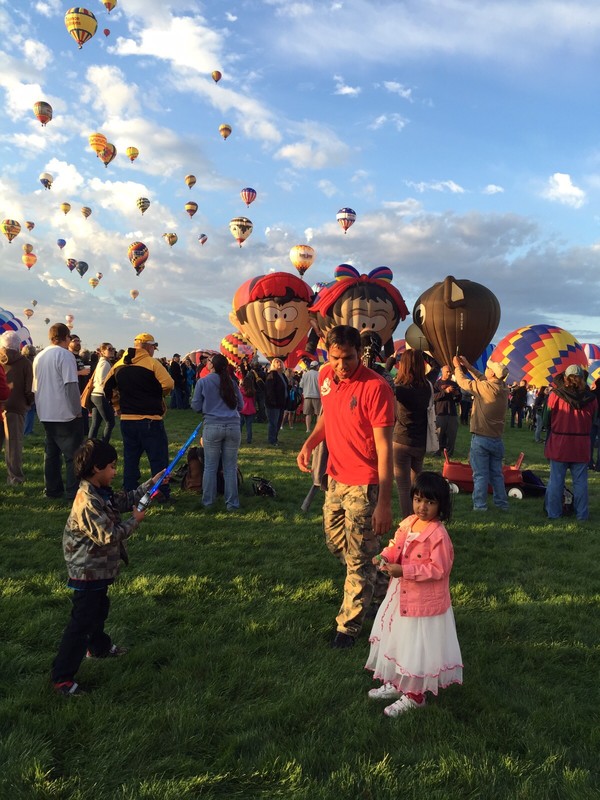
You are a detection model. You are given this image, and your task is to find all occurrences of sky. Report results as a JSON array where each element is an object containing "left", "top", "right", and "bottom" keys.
[{"left": 2, "top": 0, "right": 600, "bottom": 358}]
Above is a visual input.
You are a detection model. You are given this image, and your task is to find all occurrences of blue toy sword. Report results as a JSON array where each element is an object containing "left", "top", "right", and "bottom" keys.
[{"left": 136, "top": 420, "right": 203, "bottom": 511}]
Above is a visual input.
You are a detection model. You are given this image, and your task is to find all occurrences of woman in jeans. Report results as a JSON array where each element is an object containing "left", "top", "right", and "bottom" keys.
[
  {"left": 89, "top": 343, "right": 116, "bottom": 443},
  {"left": 192, "top": 354, "right": 243, "bottom": 510}
]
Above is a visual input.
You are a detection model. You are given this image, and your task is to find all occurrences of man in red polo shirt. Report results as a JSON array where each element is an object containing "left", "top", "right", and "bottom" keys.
[{"left": 297, "top": 325, "right": 394, "bottom": 648}]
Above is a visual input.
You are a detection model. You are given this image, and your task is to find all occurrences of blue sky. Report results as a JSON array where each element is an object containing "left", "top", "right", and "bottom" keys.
[{"left": 2, "top": 0, "right": 600, "bottom": 357}]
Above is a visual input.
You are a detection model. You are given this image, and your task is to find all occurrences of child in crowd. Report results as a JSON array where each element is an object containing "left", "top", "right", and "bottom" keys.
[
  {"left": 365, "top": 471, "right": 462, "bottom": 716},
  {"left": 51, "top": 439, "right": 165, "bottom": 696},
  {"left": 240, "top": 374, "right": 257, "bottom": 444}
]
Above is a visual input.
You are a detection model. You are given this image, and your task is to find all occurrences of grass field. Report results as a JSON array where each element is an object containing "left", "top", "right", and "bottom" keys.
[{"left": 1, "top": 411, "right": 599, "bottom": 799}]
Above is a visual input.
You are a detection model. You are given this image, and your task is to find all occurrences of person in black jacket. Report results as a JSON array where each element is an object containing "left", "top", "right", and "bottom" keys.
[
  {"left": 510, "top": 380, "right": 528, "bottom": 428},
  {"left": 265, "top": 358, "right": 288, "bottom": 446},
  {"left": 433, "top": 365, "right": 461, "bottom": 456}
]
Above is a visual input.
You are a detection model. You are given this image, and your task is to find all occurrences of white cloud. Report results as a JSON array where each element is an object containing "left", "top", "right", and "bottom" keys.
[
  {"left": 333, "top": 75, "right": 361, "bottom": 97},
  {"left": 368, "top": 113, "right": 408, "bottom": 131},
  {"left": 82, "top": 65, "right": 140, "bottom": 119},
  {"left": 483, "top": 184, "right": 504, "bottom": 195},
  {"left": 274, "top": 123, "right": 353, "bottom": 169},
  {"left": 383, "top": 81, "right": 413, "bottom": 101},
  {"left": 406, "top": 179, "right": 465, "bottom": 194},
  {"left": 22, "top": 39, "right": 52, "bottom": 70},
  {"left": 225, "top": 12, "right": 238, "bottom": 22},
  {"left": 318, "top": 179, "right": 338, "bottom": 197},
  {"left": 541, "top": 173, "right": 586, "bottom": 208}
]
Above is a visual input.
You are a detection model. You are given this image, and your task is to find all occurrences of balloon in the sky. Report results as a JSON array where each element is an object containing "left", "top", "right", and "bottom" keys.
[
  {"left": 65, "top": 314, "right": 74, "bottom": 329},
  {"left": 81, "top": 206, "right": 92, "bottom": 219},
  {"left": 185, "top": 201, "right": 198, "bottom": 218},
  {"left": 185, "top": 174, "right": 196, "bottom": 189},
  {"left": 289, "top": 244, "right": 315, "bottom": 277},
  {"left": 23, "top": 308, "right": 34, "bottom": 319},
  {"left": 137, "top": 197, "right": 150, "bottom": 215},
  {"left": 1, "top": 219, "right": 21, "bottom": 243},
  {"left": 103, "top": 28, "right": 110, "bottom": 36},
  {"left": 336, "top": 207, "right": 356, "bottom": 233},
  {"left": 311, "top": 281, "right": 328, "bottom": 295},
  {"left": 89, "top": 132, "right": 107, "bottom": 156},
  {"left": 587, "top": 359, "right": 600, "bottom": 384},
  {"left": 76, "top": 261, "right": 89, "bottom": 277},
  {"left": 229, "top": 217, "right": 253, "bottom": 247},
  {"left": 240, "top": 187, "right": 257, "bottom": 207},
  {"left": 198, "top": 233, "right": 207, "bottom": 246},
  {"left": 31, "top": 300, "right": 38, "bottom": 307},
  {"left": 0, "top": 307, "right": 33, "bottom": 347},
  {"left": 126, "top": 146, "right": 139, "bottom": 162},
  {"left": 212, "top": 70, "right": 222, "bottom": 83},
  {"left": 491, "top": 325, "right": 587, "bottom": 387},
  {"left": 580, "top": 343, "right": 600, "bottom": 365},
  {"left": 66, "top": 258, "right": 77, "bottom": 272},
  {"left": 44, "top": 317, "right": 50, "bottom": 325},
  {"left": 219, "top": 123, "right": 232, "bottom": 140},
  {"left": 39, "top": 172, "right": 53, "bottom": 189},
  {"left": 220, "top": 332, "right": 255, "bottom": 367},
  {"left": 64, "top": 7, "right": 98, "bottom": 49},
  {"left": 130, "top": 289, "right": 139, "bottom": 300},
  {"left": 412, "top": 276, "right": 501, "bottom": 368},
  {"left": 60, "top": 202, "right": 71, "bottom": 215},
  {"left": 22, "top": 253, "right": 37, "bottom": 270},
  {"left": 163, "top": 233, "right": 178, "bottom": 247},
  {"left": 99, "top": 143, "right": 116, "bottom": 167},
  {"left": 89, "top": 277, "right": 99, "bottom": 289},
  {"left": 33, "top": 101, "right": 53, "bottom": 126},
  {"left": 25, "top": 221, "right": 34, "bottom": 231},
  {"left": 128, "top": 242, "right": 148, "bottom": 276},
  {"left": 96, "top": 271, "right": 103, "bottom": 281},
  {"left": 22, "top": 243, "right": 33, "bottom": 254},
  {"left": 472, "top": 343, "right": 496, "bottom": 375},
  {"left": 102, "top": 0, "right": 117, "bottom": 12}
]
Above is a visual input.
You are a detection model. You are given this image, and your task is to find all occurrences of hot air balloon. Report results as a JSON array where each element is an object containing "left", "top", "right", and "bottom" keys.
[
  {"left": 76, "top": 261, "right": 89, "bottom": 277},
  {"left": 39, "top": 172, "right": 53, "bottom": 190},
  {"left": 33, "top": 101, "right": 53, "bottom": 126},
  {"left": 219, "top": 123, "right": 232, "bottom": 140},
  {"left": 212, "top": 70, "right": 222, "bottom": 83},
  {"left": 126, "top": 146, "right": 139, "bottom": 162},
  {"left": 44, "top": 317, "right": 50, "bottom": 325},
  {"left": 1, "top": 219, "right": 21, "bottom": 243},
  {"left": 128, "top": 242, "right": 148, "bottom": 276},
  {"left": 81, "top": 206, "right": 92, "bottom": 219},
  {"left": 103, "top": 28, "right": 110, "bottom": 36},
  {"left": 89, "top": 132, "right": 107, "bottom": 156},
  {"left": 102, "top": 0, "right": 116, "bottom": 12},
  {"left": 130, "top": 289, "right": 139, "bottom": 300},
  {"left": 60, "top": 202, "right": 71, "bottom": 215},
  {"left": 96, "top": 271, "right": 103, "bottom": 281},
  {"left": 220, "top": 332, "right": 255, "bottom": 367},
  {"left": 229, "top": 217, "right": 253, "bottom": 247},
  {"left": 580, "top": 343, "right": 600, "bottom": 365},
  {"left": 163, "top": 233, "right": 178, "bottom": 247},
  {"left": 412, "top": 276, "right": 501, "bottom": 368},
  {"left": 31, "top": 300, "right": 38, "bottom": 307},
  {"left": 491, "top": 325, "right": 587, "bottom": 387},
  {"left": 22, "top": 254, "right": 37, "bottom": 270},
  {"left": 198, "top": 233, "right": 208, "bottom": 245},
  {"left": 66, "top": 258, "right": 77, "bottom": 272},
  {"left": 137, "top": 197, "right": 150, "bottom": 215},
  {"left": 89, "top": 277, "right": 99, "bottom": 289},
  {"left": 65, "top": 314, "right": 74, "bottom": 329},
  {"left": 22, "top": 243, "right": 33, "bottom": 254},
  {"left": 23, "top": 308, "right": 34, "bottom": 319},
  {"left": 185, "top": 201, "right": 198, "bottom": 218},
  {"left": 99, "top": 143, "right": 116, "bottom": 167},
  {"left": 64, "top": 7, "right": 98, "bottom": 49},
  {"left": 289, "top": 244, "right": 315, "bottom": 277},
  {"left": 336, "top": 207, "right": 356, "bottom": 233},
  {"left": 185, "top": 174, "right": 196, "bottom": 189},
  {"left": 57, "top": 238, "right": 67, "bottom": 250},
  {"left": 0, "top": 307, "right": 33, "bottom": 347},
  {"left": 25, "top": 221, "right": 34, "bottom": 231},
  {"left": 240, "top": 187, "right": 256, "bottom": 207}
]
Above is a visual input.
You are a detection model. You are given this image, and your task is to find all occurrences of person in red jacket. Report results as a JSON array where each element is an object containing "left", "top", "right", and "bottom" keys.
[{"left": 365, "top": 472, "right": 463, "bottom": 716}]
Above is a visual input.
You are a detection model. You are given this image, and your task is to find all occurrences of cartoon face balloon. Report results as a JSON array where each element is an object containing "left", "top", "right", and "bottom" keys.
[
  {"left": 230, "top": 272, "right": 313, "bottom": 360},
  {"left": 412, "top": 276, "right": 500, "bottom": 367}
]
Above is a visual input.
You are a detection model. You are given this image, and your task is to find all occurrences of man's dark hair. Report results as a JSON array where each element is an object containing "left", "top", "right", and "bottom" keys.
[
  {"left": 75, "top": 439, "right": 118, "bottom": 479},
  {"left": 48, "top": 323, "right": 70, "bottom": 344},
  {"left": 325, "top": 325, "right": 361, "bottom": 352}
]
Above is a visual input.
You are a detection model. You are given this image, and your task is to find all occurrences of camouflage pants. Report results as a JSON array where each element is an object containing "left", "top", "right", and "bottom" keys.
[{"left": 323, "top": 478, "right": 383, "bottom": 637}]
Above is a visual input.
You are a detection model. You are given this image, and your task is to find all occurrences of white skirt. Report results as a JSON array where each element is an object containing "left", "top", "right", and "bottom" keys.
[{"left": 365, "top": 577, "right": 463, "bottom": 696}]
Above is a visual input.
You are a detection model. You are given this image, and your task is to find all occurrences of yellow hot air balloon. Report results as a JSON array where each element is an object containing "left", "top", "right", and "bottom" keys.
[
  {"left": 1, "top": 219, "right": 21, "bottom": 243},
  {"left": 23, "top": 308, "right": 34, "bottom": 319},
  {"left": 185, "top": 201, "right": 198, "bottom": 218},
  {"left": 212, "top": 70, "right": 222, "bottom": 83},
  {"left": 289, "top": 244, "right": 315, "bottom": 277},
  {"left": 99, "top": 143, "right": 116, "bottom": 167},
  {"left": 219, "top": 123, "right": 232, "bottom": 140},
  {"left": 185, "top": 174, "right": 196, "bottom": 189},
  {"left": 229, "top": 217, "right": 253, "bottom": 247},
  {"left": 22, "top": 253, "right": 37, "bottom": 270},
  {"left": 22, "top": 243, "right": 34, "bottom": 254},
  {"left": 64, "top": 7, "right": 98, "bottom": 49},
  {"left": 126, "top": 146, "right": 139, "bottom": 162},
  {"left": 60, "top": 202, "right": 71, "bottom": 215},
  {"left": 89, "top": 277, "right": 99, "bottom": 289},
  {"left": 137, "top": 197, "right": 150, "bottom": 215},
  {"left": 130, "top": 289, "right": 139, "bottom": 300},
  {"left": 33, "top": 101, "right": 53, "bottom": 126},
  {"left": 25, "top": 221, "right": 34, "bottom": 231},
  {"left": 102, "top": 0, "right": 117, "bottom": 12},
  {"left": 81, "top": 206, "right": 92, "bottom": 219},
  {"left": 89, "top": 132, "right": 107, "bottom": 156},
  {"left": 163, "top": 233, "right": 178, "bottom": 247}
]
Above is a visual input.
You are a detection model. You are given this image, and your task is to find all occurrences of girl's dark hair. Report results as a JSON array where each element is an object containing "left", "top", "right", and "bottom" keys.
[
  {"left": 395, "top": 349, "right": 428, "bottom": 387},
  {"left": 211, "top": 353, "right": 237, "bottom": 409},
  {"left": 241, "top": 374, "right": 256, "bottom": 397},
  {"left": 410, "top": 471, "right": 452, "bottom": 522},
  {"left": 75, "top": 439, "right": 118, "bottom": 479}
]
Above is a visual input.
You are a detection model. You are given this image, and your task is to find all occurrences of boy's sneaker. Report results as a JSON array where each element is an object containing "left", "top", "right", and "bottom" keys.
[
  {"left": 53, "top": 681, "right": 86, "bottom": 696},
  {"left": 383, "top": 695, "right": 425, "bottom": 717},
  {"left": 368, "top": 683, "right": 401, "bottom": 700},
  {"left": 86, "top": 644, "right": 128, "bottom": 659}
]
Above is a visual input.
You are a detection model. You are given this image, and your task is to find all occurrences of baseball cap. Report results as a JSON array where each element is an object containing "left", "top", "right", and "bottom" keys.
[
  {"left": 134, "top": 332, "right": 158, "bottom": 347},
  {"left": 565, "top": 364, "right": 584, "bottom": 378},
  {"left": 486, "top": 359, "right": 509, "bottom": 379},
  {"left": 173, "top": 353, "right": 180, "bottom": 358},
  {"left": 310, "top": 361, "right": 319, "bottom": 367}
]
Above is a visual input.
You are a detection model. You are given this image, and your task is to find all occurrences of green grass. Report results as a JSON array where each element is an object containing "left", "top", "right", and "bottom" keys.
[{"left": 1, "top": 413, "right": 599, "bottom": 799}]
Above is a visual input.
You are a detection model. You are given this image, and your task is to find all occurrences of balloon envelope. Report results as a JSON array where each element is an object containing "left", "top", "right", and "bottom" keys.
[
  {"left": 220, "top": 332, "right": 255, "bottom": 367},
  {"left": 163, "top": 233, "right": 178, "bottom": 246},
  {"left": 240, "top": 187, "right": 257, "bottom": 207},
  {"left": 22, "top": 253, "right": 37, "bottom": 270},
  {"left": 1, "top": 219, "right": 21, "bottom": 243},
  {"left": 212, "top": 70, "right": 222, "bottom": 83},
  {"left": 219, "top": 123, "right": 232, "bottom": 140},
  {"left": 76, "top": 261, "right": 89, "bottom": 277},
  {"left": 60, "top": 202, "right": 71, "bottom": 215},
  {"left": 130, "top": 289, "right": 139, "bottom": 300},
  {"left": 198, "top": 233, "right": 207, "bottom": 245},
  {"left": 336, "top": 207, "right": 356, "bottom": 233},
  {"left": 491, "top": 325, "right": 587, "bottom": 386},
  {"left": 128, "top": 242, "right": 148, "bottom": 275},
  {"left": 22, "top": 243, "right": 33, "bottom": 254},
  {"left": 81, "top": 206, "right": 92, "bottom": 219},
  {"left": 66, "top": 258, "right": 77, "bottom": 272},
  {"left": 89, "top": 132, "right": 107, "bottom": 155},
  {"left": 580, "top": 343, "right": 600, "bottom": 365},
  {"left": 185, "top": 174, "right": 196, "bottom": 189},
  {"left": 39, "top": 172, "right": 53, "bottom": 189},
  {"left": 33, "top": 101, "right": 52, "bottom": 126},
  {"left": 0, "top": 307, "right": 33, "bottom": 347},
  {"left": 126, "top": 146, "right": 139, "bottom": 162},
  {"left": 64, "top": 7, "right": 98, "bottom": 49},
  {"left": 89, "top": 277, "right": 99, "bottom": 288},
  {"left": 185, "top": 201, "right": 198, "bottom": 218},
  {"left": 99, "top": 143, "right": 116, "bottom": 167},
  {"left": 25, "top": 221, "right": 34, "bottom": 231},
  {"left": 137, "top": 197, "right": 150, "bottom": 215},
  {"left": 289, "top": 244, "right": 315, "bottom": 277},
  {"left": 229, "top": 217, "right": 253, "bottom": 247}
]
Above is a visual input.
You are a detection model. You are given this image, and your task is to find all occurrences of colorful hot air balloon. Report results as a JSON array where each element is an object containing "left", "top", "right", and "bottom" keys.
[
  {"left": 89, "top": 277, "right": 99, "bottom": 289},
  {"left": 64, "top": 7, "right": 98, "bottom": 49},
  {"left": 137, "top": 197, "right": 150, "bottom": 215},
  {"left": 126, "top": 146, "right": 139, "bottom": 162},
  {"left": 65, "top": 314, "right": 74, "bottom": 328},
  {"left": 103, "top": 28, "right": 110, "bottom": 36},
  {"left": 33, "top": 101, "right": 53, "bottom": 126},
  {"left": 39, "top": 172, "right": 53, "bottom": 189},
  {"left": 66, "top": 258, "right": 77, "bottom": 272},
  {"left": 220, "top": 332, "right": 255, "bottom": 367},
  {"left": 22, "top": 243, "right": 33, "bottom": 254},
  {"left": 212, "top": 70, "right": 222, "bottom": 83},
  {"left": 229, "top": 217, "right": 253, "bottom": 247},
  {"left": 22, "top": 254, "right": 37, "bottom": 271},
  {"left": 219, "top": 123, "right": 232, "bottom": 140},
  {"left": 336, "top": 207, "right": 356, "bottom": 233},
  {"left": 89, "top": 132, "right": 107, "bottom": 156},
  {"left": 185, "top": 174, "right": 196, "bottom": 189},
  {"left": 1, "top": 220, "right": 21, "bottom": 243},
  {"left": 81, "top": 206, "right": 92, "bottom": 219},
  {"left": 0, "top": 307, "right": 33, "bottom": 347},
  {"left": 96, "top": 271, "right": 103, "bottom": 281},
  {"left": 130, "top": 289, "right": 139, "bottom": 300},
  {"left": 185, "top": 201, "right": 198, "bottom": 218},
  {"left": 588, "top": 359, "right": 600, "bottom": 384},
  {"left": 23, "top": 308, "right": 34, "bottom": 319},
  {"left": 240, "top": 187, "right": 257, "bottom": 207},
  {"left": 289, "top": 244, "right": 315, "bottom": 277},
  {"left": 163, "top": 233, "right": 178, "bottom": 247},
  {"left": 198, "top": 233, "right": 208, "bottom": 245},
  {"left": 102, "top": 0, "right": 117, "bottom": 12},
  {"left": 25, "top": 221, "right": 34, "bottom": 231},
  {"left": 580, "top": 343, "right": 600, "bottom": 365},
  {"left": 128, "top": 242, "right": 148, "bottom": 276},
  {"left": 491, "top": 325, "right": 587, "bottom": 387},
  {"left": 58, "top": 237, "right": 68, "bottom": 249},
  {"left": 76, "top": 261, "right": 89, "bottom": 277},
  {"left": 99, "top": 143, "right": 116, "bottom": 167},
  {"left": 60, "top": 202, "right": 71, "bottom": 215}
]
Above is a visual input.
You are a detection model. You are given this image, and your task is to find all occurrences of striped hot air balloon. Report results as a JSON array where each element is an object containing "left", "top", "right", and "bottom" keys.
[{"left": 64, "top": 7, "right": 98, "bottom": 49}]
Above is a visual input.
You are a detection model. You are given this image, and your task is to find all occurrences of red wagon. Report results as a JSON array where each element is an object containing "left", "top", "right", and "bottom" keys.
[{"left": 442, "top": 450, "right": 532, "bottom": 499}]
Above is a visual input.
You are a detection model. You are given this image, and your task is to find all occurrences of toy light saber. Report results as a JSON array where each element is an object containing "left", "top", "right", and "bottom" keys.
[{"left": 136, "top": 420, "right": 203, "bottom": 511}]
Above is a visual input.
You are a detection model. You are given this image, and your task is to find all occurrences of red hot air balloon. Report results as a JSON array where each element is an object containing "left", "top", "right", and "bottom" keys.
[
  {"left": 103, "top": 28, "right": 110, "bottom": 36},
  {"left": 128, "top": 242, "right": 148, "bottom": 276},
  {"left": 240, "top": 187, "right": 257, "bottom": 207},
  {"left": 33, "top": 101, "right": 53, "bottom": 126}
]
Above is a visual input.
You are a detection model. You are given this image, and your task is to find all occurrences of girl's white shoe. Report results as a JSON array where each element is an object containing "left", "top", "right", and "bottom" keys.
[
  {"left": 368, "top": 683, "right": 400, "bottom": 700},
  {"left": 383, "top": 695, "right": 425, "bottom": 717}
]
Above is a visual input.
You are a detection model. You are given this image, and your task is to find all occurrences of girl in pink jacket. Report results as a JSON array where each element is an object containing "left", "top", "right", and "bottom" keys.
[{"left": 365, "top": 471, "right": 463, "bottom": 716}]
